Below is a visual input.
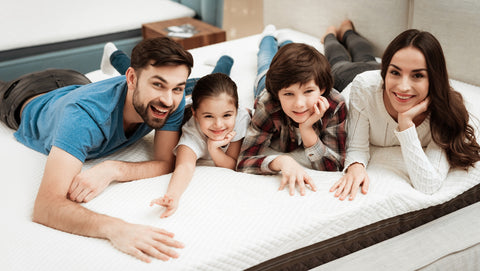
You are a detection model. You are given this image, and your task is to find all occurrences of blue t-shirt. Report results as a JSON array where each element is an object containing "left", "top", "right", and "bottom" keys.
[{"left": 14, "top": 76, "right": 185, "bottom": 162}]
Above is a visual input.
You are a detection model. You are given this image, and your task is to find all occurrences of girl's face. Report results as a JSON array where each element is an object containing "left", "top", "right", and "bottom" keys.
[
  {"left": 384, "top": 47, "right": 429, "bottom": 119},
  {"left": 278, "top": 79, "right": 324, "bottom": 124},
  {"left": 193, "top": 93, "right": 237, "bottom": 141}
]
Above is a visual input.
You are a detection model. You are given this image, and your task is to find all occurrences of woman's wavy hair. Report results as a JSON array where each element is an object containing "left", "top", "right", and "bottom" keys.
[{"left": 381, "top": 29, "right": 480, "bottom": 169}]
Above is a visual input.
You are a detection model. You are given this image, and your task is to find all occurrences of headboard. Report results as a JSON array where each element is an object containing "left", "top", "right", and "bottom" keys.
[{"left": 264, "top": 0, "right": 480, "bottom": 87}]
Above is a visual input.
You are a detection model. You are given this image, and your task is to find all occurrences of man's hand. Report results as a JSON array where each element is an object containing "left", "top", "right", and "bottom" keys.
[
  {"left": 68, "top": 160, "right": 118, "bottom": 203},
  {"left": 107, "top": 221, "right": 184, "bottom": 263}
]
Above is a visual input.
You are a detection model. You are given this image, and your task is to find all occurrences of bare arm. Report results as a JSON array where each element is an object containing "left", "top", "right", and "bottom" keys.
[
  {"left": 208, "top": 132, "right": 241, "bottom": 170},
  {"left": 69, "top": 130, "right": 180, "bottom": 202},
  {"left": 34, "top": 147, "right": 184, "bottom": 262},
  {"left": 150, "top": 145, "right": 197, "bottom": 218}
]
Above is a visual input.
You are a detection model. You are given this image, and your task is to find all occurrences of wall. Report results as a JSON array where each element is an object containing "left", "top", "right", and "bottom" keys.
[
  {"left": 222, "top": 0, "right": 264, "bottom": 40},
  {"left": 262, "top": 0, "right": 480, "bottom": 86}
]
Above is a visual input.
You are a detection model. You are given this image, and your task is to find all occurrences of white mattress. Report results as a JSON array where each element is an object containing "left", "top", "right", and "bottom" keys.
[
  {"left": 2, "top": 30, "right": 480, "bottom": 270},
  {"left": 0, "top": 0, "right": 195, "bottom": 51}
]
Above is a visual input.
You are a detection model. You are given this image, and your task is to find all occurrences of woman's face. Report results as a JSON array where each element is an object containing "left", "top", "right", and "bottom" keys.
[{"left": 383, "top": 46, "right": 429, "bottom": 119}]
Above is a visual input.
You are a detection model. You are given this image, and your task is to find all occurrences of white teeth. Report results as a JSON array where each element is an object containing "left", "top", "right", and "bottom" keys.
[
  {"left": 152, "top": 106, "right": 167, "bottom": 113},
  {"left": 394, "top": 93, "right": 412, "bottom": 100}
]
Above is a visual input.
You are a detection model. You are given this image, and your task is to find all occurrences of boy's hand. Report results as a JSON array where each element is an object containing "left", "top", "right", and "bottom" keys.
[
  {"left": 271, "top": 155, "right": 317, "bottom": 196},
  {"left": 301, "top": 97, "right": 330, "bottom": 128},
  {"left": 207, "top": 130, "right": 236, "bottom": 150},
  {"left": 330, "top": 163, "right": 369, "bottom": 200},
  {"left": 150, "top": 195, "right": 179, "bottom": 218}
]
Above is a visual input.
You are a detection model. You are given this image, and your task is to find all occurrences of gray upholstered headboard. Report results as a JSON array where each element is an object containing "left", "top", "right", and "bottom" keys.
[{"left": 264, "top": 0, "right": 480, "bottom": 86}]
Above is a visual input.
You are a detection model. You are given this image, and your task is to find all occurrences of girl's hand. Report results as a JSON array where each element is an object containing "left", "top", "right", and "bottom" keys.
[
  {"left": 397, "top": 97, "right": 430, "bottom": 131},
  {"left": 150, "top": 195, "right": 179, "bottom": 218},
  {"left": 301, "top": 96, "right": 330, "bottom": 129},
  {"left": 207, "top": 130, "right": 236, "bottom": 150},
  {"left": 330, "top": 163, "right": 369, "bottom": 200},
  {"left": 272, "top": 155, "right": 317, "bottom": 196}
]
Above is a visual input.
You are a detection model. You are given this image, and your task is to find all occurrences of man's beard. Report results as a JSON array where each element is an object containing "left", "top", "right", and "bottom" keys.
[{"left": 132, "top": 87, "right": 174, "bottom": 130}]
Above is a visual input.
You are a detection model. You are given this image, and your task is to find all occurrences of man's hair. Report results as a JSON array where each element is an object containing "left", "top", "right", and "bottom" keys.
[
  {"left": 130, "top": 37, "right": 194, "bottom": 75},
  {"left": 265, "top": 43, "right": 333, "bottom": 100}
]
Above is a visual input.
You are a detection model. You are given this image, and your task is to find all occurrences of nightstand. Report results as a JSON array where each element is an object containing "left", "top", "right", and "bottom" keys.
[{"left": 142, "top": 17, "right": 226, "bottom": 50}]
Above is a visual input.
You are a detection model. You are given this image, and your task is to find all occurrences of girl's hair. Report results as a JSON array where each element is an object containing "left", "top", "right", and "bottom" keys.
[
  {"left": 130, "top": 37, "right": 194, "bottom": 76},
  {"left": 381, "top": 29, "right": 480, "bottom": 169},
  {"left": 266, "top": 43, "right": 333, "bottom": 100},
  {"left": 191, "top": 73, "right": 238, "bottom": 111}
]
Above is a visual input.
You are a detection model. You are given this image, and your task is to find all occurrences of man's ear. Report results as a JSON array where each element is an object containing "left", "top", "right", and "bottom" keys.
[
  {"left": 125, "top": 67, "right": 137, "bottom": 89},
  {"left": 320, "top": 88, "right": 326, "bottom": 95}
]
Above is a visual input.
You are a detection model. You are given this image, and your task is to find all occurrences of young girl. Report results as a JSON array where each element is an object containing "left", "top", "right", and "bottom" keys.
[
  {"left": 150, "top": 73, "right": 251, "bottom": 217},
  {"left": 326, "top": 21, "right": 480, "bottom": 200}
]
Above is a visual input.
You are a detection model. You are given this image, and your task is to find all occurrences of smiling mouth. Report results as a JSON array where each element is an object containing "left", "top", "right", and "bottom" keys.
[
  {"left": 210, "top": 129, "right": 226, "bottom": 135},
  {"left": 293, "top": 110, "right": 309, "bottom": 117},
  {"left": 394, "top": 93, "right": 415, "bottom": 101},
  {"left": 151, "top": 105, "right": 169, "bottom": 118}
]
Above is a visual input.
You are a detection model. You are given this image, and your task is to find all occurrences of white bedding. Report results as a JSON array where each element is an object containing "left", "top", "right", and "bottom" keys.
[
  {"left": 2, "top": 30, "right": 480, "bottom": 271},
  {"left": 0, "top": 0, "right": 195, "bottom": 51}
]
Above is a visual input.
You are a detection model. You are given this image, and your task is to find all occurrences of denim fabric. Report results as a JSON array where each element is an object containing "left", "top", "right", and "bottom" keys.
[
  {"left": 110, "top": 50, "right": 131, "bottom": 75},
  {"left": 254, "top": 36, "right": 292, "bottom": 98}
]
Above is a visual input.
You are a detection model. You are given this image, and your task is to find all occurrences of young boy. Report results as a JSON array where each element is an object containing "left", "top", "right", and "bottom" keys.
[{"left": 237, "top": 25, "right": 347, "bottom": 196}]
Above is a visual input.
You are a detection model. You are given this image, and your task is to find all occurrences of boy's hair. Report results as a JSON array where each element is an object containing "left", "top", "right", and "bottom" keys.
[
  {"left": 130, "top": 37, "right": 194, "bottom": 76},
  {"left": 265, "top": 43, "right": 333, "bottom": 99},
  {"left": 191, "top": 73, "right": 238, "bottom": 111}
]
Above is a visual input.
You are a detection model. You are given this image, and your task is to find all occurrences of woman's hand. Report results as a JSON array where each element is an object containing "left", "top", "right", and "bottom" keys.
[
  {"left": 150, "top": 195, "right": 179, "bottom": 218},
  {"left": 330, "top": 163, "right": 369, "bottom": 200},
  {"left": 397, "top": 97, "right": 430, "bottom": 131}
]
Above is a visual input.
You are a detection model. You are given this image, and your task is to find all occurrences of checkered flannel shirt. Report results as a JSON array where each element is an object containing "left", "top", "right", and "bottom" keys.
[{"left": 237, "top": 88, "right": 347, "bottom": 174}]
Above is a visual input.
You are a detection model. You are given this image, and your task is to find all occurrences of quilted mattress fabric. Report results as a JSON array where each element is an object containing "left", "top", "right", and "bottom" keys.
[{"left": 2, "top": 123, "right": 480, "bottom": 270}]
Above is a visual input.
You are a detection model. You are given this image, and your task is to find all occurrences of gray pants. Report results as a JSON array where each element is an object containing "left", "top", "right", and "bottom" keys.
[{"left": 324, "top": 30, "right": 380, "bottom": 92}]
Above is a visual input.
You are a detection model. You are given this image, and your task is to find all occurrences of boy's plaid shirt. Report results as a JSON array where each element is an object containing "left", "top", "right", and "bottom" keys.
[{"left": 237, "top": 88, "right": 347, "bottom": 174}]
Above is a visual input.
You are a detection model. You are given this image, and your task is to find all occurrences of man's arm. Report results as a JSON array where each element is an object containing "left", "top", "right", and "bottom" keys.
[
  {"left": 69, "top": 130, "right": 180, "bottom": 202},
  {"left": 34, "top": 146, "right": 184, "bottom": 262}
]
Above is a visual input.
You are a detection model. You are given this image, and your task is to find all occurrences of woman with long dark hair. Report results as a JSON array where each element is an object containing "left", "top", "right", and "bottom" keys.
[{"left": 326, "top": 21, "right": 480, "bottom": 200}]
